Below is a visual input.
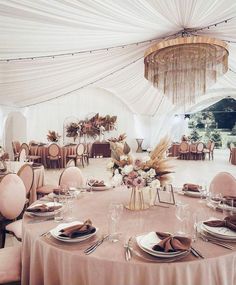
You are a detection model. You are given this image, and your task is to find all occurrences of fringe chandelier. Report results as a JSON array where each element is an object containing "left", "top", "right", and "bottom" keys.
[{"left": 144, "top": 36, "right": 228, "bottom": 106}]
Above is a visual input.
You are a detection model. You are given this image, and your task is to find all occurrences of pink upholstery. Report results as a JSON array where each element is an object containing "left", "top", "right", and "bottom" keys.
[
  {"left": 76, "top": 143, "right": 85, "bottom": 155},
  {"left": 17, "top": 164, "right": 34, "bottom": 195},
  {"left": 209, "top": 172, "right": 236, "bottom": 196},
  {"left": 19, "top": 148, "right": 27, "bottom": 162},
  {"left": 0, "top": 174, "right": 26, "bottom": 219},
  {"left": 0, "top": 245, "right": 21, "bottom": 283},
  {"left": 6, "top": 220, "right": 22, "bottom": 240},
  {"left": 59, "top": 167, "right": 84, "bottom": 188},
  {"left": 48, "top": 143, "right": 60, "bottom": 157}
]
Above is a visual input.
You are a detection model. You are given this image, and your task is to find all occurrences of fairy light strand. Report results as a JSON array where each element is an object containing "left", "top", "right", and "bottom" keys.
[{"left": 0, "top": 17, "right": 235, "bottom": 62}]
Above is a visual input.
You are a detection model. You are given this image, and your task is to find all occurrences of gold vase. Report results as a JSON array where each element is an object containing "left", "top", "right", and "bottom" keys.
[{"left": 126, "top": 187, "right": 150, "bottom": 211}]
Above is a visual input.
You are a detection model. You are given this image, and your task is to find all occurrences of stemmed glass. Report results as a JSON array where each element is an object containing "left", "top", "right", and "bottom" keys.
[
  {"left": 209, "top": 192, "right": 222, "bottom": 210},
  {"left": 107, "top": 203, "right": 124, "bottom": 242},
  {"left": 86, "top": 175, "right": 95, "bottom": 194},
  {"left": 197, "top": 180, "right": 208, "bottom": 203},
  {"left": 175, "top": 203, "right": 190, "bottom": 235}
]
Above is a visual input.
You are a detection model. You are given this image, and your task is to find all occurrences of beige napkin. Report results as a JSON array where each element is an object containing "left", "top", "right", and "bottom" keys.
[
  {"left": 153, "top": 232, "right": 191, "bottom": 252},
  {"left": 27, "top": 204, "right": 61, "bottom": 213},
  {"left": 183, "top": 183, "right": 200, "bottom": 192},
  {"left": 90, "top": 180, "right": 105, "bottom": 187},
  {"left": 203, "top": 215, "right": 236, "bottom": 232},
  {"left": 59, "top": 219, "right": 96, "bottom": 238}
]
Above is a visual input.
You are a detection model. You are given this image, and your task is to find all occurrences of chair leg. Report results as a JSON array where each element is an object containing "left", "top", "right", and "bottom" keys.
[{"left": 0, "top": 226, "right": 6, "bottom": 248}]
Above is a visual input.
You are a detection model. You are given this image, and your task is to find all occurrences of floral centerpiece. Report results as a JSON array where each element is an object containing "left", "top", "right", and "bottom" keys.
[
  {"left": 47, "top": 130, "right": 61, "bottom": 142},
  {"left": 107, "top": 133, "right": 127, "bottom": 143},
  {"left": 108, "top": 137, "right": 173, "bottom": 210}
]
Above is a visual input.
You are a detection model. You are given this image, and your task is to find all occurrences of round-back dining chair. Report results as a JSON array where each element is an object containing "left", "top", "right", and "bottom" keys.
[
  {"left": 209, "top": 172, "right": 236, "bottom": 196},
  {"left": 0, "top": 174, "right": 26, "bottom": 247},
  {"left": 17, "top": 164, "right": 34, "bottom": 198},
  {"left": 179, "top": 141, "right": 190, "bottom": 160},
  {"left": 66, "top": 143, "right": 85, "bottom": 167},
  {"left": 59, "top": 167, "right": 84, "bottom": 188},
  {"left": 0, "top": 245, "right": 21, "bottom": 284},
  {"left": 19, "top": 148, "right": 27, "bottom": 162},
  {"left": 47, "top": 143, "right": 61, "bottom": 168}
]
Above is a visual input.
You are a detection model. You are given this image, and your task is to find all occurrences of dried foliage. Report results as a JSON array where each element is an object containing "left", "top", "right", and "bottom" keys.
[{"left": 47, "top": 130, "right": 61, "bottom": 142}]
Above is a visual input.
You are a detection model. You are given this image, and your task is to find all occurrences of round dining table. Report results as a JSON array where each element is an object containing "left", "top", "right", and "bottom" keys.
[{"left": 22, "top": 188, "right": 236, "bottom": 285}]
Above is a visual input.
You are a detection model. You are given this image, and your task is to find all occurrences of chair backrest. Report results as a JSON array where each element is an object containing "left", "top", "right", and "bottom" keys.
[
  {"left": 76, "top": 143, "right": 85, "bottom": 156},
  {"left": 206, "top": 140, "right": 212, "bottom": 149},
  {"left": 210, "top": 141, "right": 215, "bottom": 152},
  {"left": 59, "top": 167, "right": 84, "bottom": 188},
  {"left": 19, "top": 149, "right": 27, "bottom": 162},
  {"left": 209, "top": 172, "right": 236, "bottom": 196},
  {"left": 0, "top": 174, "right": 26, "bottom": 219},
  {"left": 189, "top": 143, "right": 197, "bottom": 152},
  {"left": 179, "top": 141, "right": 189, "bottom": 152},
  {"left": 20, "top": 143, "right": 29, "bottom": 156},
  {"left": 66, "top": 159, "right": 76, "bottom": 168},
  {"left": 29, "top": 145, "right": 38, "bottom": 156},
  {"left": 17, "top": 164, "right": 34, "bottom": 195},
  {"left": 196, "top": 142, "right": 204, "bottom": 152},
  {"left": 12, "top": 141, "right": 21, "bottom": 156},
  {"left": 229, "top": 142, "right": 234, "bottom": 151},
  {"left": 48, "top": 143, "right": 60, "bottom": 157}
]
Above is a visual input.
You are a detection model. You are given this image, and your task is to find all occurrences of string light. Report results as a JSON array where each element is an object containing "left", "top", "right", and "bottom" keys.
[
  {"left": 24, "top": 55, "right": 144, "bottom": 107},
  {"left": 0, "top": 17, "right": 234, "bottom": 62}
]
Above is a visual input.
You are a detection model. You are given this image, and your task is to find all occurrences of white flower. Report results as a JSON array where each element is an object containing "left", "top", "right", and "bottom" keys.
[
  {"left": 106, "top": 160, "right": 114, "bottom": 169},
  {"left": 142, "top": 156, "right": 151, "bottom": 163},
  {"left": 120, "top": 155, "right": 128, "bottom": 161},
  {"left": 150, "top": 179, "right": 160, "bottom": 189},
  {"left": 122, "top": 164, "right": 133, "bottom": 175},
  {"left": 138, "top": 170, "right": 148, "bottom": 179},
  {"left": 111, "top": 172, "right": 123, "bottom": 186},
  {"left": 147, "top": 168, "right": 156, "bottom": 178}
]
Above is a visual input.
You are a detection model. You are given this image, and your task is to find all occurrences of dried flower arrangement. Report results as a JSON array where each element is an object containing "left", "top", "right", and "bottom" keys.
[
  {"left": 108, "top": 136, "right": 173, "bottom": 187},
  {"left": 47, "top": 130, "right": 61, "bottom": 142},
  {"left": 66, "top": 113, "right": 117, "bottom": 140},
  {"left": 108, "top": 133, "right": 127, "bottom": 143}
]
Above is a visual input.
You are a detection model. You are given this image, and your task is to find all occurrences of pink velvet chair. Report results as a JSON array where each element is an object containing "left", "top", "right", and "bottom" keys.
[
  {"left": 59, "top": 167, "right": 84, "bottom": 188},
  {"left": 17, "top": 164, "right": 34, "bottom": 199},
  {"left": 47, "top": 143, "right": 61, "bottom": 168},
  {"left": 209, "top": 172, "right": 236, "bottom": 196},
  {"left": 0, "top": 174, "right": 26, "bottom": 247},
  {"left": 0, "top": 245, "right": 21, "bottom": 284},
  {"left": 66, "top": 143, "right": 85, "bottom": 167}
]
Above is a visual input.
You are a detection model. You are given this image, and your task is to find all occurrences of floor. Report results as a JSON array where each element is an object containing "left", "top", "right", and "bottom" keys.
[{"left": 6, "top": 148, "right": 235, "bottom": 247}]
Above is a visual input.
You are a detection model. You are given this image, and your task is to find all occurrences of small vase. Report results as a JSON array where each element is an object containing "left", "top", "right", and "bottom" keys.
[{"left": 126, "top": 187, "right": 150, "bottom": 211}]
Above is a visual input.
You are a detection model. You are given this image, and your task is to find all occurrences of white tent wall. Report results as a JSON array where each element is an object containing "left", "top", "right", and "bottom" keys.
[{"left": 26, "top": 87, "right": 147, "bottom": 151}]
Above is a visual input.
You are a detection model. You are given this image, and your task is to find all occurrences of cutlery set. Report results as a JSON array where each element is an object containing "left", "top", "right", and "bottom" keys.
[{"left": 84, "top": 234, "right": 110, "bottom": 255}]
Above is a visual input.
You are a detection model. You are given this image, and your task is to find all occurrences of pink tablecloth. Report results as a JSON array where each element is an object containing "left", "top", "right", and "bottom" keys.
[
  {"left": 231, "top": 148, "right": 236, "bottom": 165},
  {"left": 22, "top": 189, "right": 236, "bottom": 285}
]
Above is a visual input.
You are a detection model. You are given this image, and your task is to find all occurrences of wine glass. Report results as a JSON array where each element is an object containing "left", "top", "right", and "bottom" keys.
[
  {"left": 175, "top": 203, "right": 190, "bottom": 235},
  {"left": 197, "top": 180, "right": 208, "bottom": 203},
  {"left": 209, "top": 192, "right": 222, "bottom": 210},
  {"left": 107, "top": 203, "right": 124, "bottom": 242}
]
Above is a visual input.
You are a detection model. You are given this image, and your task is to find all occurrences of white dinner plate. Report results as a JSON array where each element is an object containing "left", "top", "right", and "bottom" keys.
[
  {"left": 91, "top": 184, "right": 112, "bottom": 191},
  {"left": 26, "top": 202, "right": 62, "bottom": 217},
  {"left": 136, "top": 232, "right": 189, "bottom": 258},
  {"left": 50, "top": 221, "right": 98, "bottom": 243},
  {"left": 182, "top": 190, "right": 201, "bottom": 198},
  {"left": 201, "top": 221, "right": 236, "bottom": 239}
]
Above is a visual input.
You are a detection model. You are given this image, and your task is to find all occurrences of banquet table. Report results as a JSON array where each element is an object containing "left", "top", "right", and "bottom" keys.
[
  {"left": 231, "top": 147, "right": 236, "bottom": 165},
  {"left": 168, "top": 143, "right": 180, "bottom": 157},
  {"left": 22, "top": 189, "right": 236, "bottom": 285},
  {"left": 91, "top": 142, "right": 111, "bottom": 158}
]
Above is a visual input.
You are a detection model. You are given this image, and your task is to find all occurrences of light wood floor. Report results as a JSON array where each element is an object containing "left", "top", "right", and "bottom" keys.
[{"left": 6, "top": 148, "right": 235, "bottom": 247}]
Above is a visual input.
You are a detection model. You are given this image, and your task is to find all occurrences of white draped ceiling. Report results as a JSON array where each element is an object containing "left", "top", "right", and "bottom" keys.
[{"left": 0, "top": 0, "right": 236, "bottom": 146}]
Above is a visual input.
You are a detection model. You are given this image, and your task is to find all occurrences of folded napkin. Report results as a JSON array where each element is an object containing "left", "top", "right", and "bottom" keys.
[
  {"left": 203, "top": 215, "right": 236, "bottom": 232},
  {"left": 89, "top": 180, "right": 105, "bottom": 187},
  {"left": 152, "top": 232, "right": 191, "bottom": 252},
  {"left": 59, "top": 219, "right": 96, "bottom": 238},
  {"left": 26, "top": 204, "right": 61, "bottom": 213},
  {"left": 222, "top": 196, "right": 236, "bottom": 207},
  {"left": 53, "top": 188, "right": 68, "bottom": 196},
  {"left": 183, "top": 183, "right": 200, "bottom": 192}
]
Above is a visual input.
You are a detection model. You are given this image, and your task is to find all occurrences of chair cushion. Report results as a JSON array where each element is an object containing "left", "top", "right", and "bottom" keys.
[
  {"left": 47, "top": 156, "right": 61, "bottom": 160},
  {"left": 6, "top": 220, "right": 22, "bottom": 240},
  {"left": 0, "top": 245, "right": 21, "bottom": 283},
  {"left": 37, "top": 184, "right": 55, "bottom": 194}
]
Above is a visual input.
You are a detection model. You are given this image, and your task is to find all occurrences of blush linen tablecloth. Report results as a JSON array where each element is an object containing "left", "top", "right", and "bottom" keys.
[{"left": 22, "top": 188, "right": 236, "bottom": 285}]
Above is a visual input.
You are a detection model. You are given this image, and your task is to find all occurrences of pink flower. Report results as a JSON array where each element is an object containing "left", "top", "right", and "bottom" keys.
[
  {"left": 133, "top": 177, "right": 145, "bottom": 188},
  {"left": 124, "top": 177, "right": 134, "bottom": 188},
  {"left": 128, "top": 171, "right": 138, "bottom": 179}
]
